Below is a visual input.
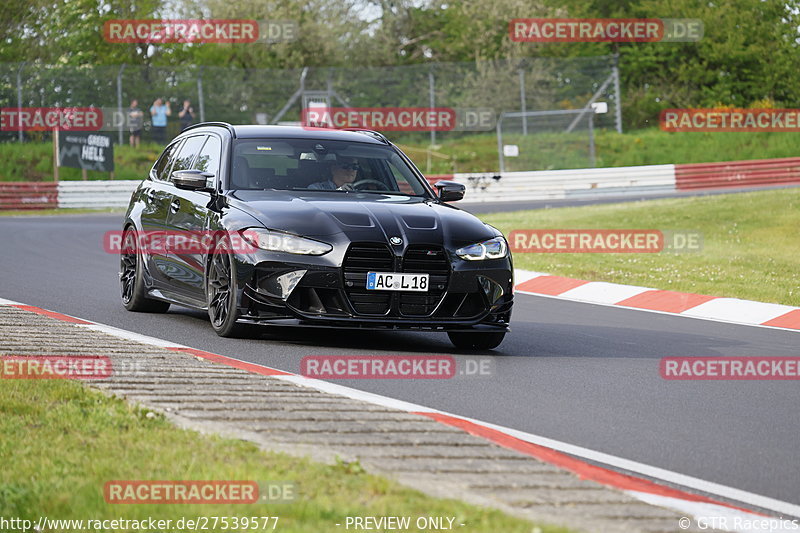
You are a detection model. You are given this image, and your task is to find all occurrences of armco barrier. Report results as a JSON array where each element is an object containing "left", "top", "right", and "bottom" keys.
[
  {"left": 4, "top": 157, "right": 800, "bottom": 211},
  {"left": 57, "top": 180, "right": 139, "bottom": 209},
  {"left": 450, "top": 164, "right": 677, "bottom": 203},
  {"left": 0, "top": 182, "right": 58, "bottom": 210},
  {"left": 675, "top": 157, "right": 800, "bottom": 191}
]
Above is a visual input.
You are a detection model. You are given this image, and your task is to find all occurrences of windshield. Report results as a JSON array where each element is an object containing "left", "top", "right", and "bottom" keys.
[{"left": 230, "top": 138, "right": 430, "bottom": 196}]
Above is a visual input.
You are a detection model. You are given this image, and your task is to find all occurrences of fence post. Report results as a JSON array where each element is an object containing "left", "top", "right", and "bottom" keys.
[
  {"left": 197, "top": 66, "right": 205, "bottom": 123},
  {"left": 116, "top": 64, "right": 126, "bottom": 146},
  {"left": 588, "top": 113, "right": 596, "bottom": 167},
  {"left": 428, "top": 70, "right": 436, "bottom": 147},
  {"left": 518, "top": 69, "right": 527, "bottom": 135},
  {"left": 52, "top": 128, "right": 59, "bottom": 182},
  {"left": 16, "top": 63, "right": 25, "bottom": 142},
  {"left": 612, "top": 53, "right": 623, "bottom": 133},
  {"left": 496, "top": 114, "right": 505, "bottom": 173}
]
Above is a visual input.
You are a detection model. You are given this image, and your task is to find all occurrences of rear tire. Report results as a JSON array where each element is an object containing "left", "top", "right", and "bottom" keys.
[
  {"left": 206, "top": 238, "right": 244, "bottom": 338},
  {"left": 447, "top": 331, "right": 506, "bottom": 350},
  {"left": 120, "top": 227, "right": 171, "bottom": 313}
]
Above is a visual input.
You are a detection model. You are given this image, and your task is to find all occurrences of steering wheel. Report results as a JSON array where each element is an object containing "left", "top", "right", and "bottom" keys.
[{"left": 351, "top": 179, "right": 390, "bottom": 191}]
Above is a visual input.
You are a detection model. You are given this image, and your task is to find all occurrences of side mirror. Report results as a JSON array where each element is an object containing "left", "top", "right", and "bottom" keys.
[
  {"left": 172, "top": 169, "right": 214, "bottom": 191},
  {"left": 435, "top": 180, "right": 465, "bottom": 202}
]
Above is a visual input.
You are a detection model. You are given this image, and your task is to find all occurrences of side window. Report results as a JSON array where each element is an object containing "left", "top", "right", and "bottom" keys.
[
  {"left": 170, "top": 135, "right": 207, "bottom": 179},
  {"left": 193, "top": 135, "right": 222, "bottom": 188},
  {"left": 152, "top": 140, "right": 183, "bottom": 182}
]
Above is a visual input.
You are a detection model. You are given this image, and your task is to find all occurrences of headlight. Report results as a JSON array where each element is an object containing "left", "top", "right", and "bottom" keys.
[
  {"left": 240, "top": 228, "right": 332, "bottom": 256},
  {"left": 456, "top": 237, "right": 508, "bottom": 261}
]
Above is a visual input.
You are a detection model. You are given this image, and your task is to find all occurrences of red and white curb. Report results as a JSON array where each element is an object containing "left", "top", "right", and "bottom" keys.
[
  {"left": 1, "top": 297, "right": 798, "bottom": 530},
  {"left": 514, "top": 269, "right": 800, "bottom": 332}
]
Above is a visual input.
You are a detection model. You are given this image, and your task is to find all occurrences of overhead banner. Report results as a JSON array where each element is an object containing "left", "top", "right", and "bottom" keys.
[{"left": 58, "top": 131, "right": 114, "bottom": 172}]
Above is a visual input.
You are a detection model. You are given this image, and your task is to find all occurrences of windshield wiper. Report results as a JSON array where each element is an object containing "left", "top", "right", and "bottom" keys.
[
  {"left": 289, "top": 188, "right": 350, "bottom": 193},
  {"left": 350, "top": 190, "right": 422, "bottom": 197},
  {"left": 288, "top": 187, "right": 423, "bottom": 197}
]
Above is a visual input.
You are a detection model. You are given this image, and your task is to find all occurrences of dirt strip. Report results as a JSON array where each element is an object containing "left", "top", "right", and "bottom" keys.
[{"left": 0, "top": 304, "right": 719, "bottom": 533}]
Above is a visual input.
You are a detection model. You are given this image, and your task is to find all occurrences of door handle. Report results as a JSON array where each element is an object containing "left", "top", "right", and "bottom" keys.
[{"left": 170, "top": 198, "right": 181, "bottom": 213}]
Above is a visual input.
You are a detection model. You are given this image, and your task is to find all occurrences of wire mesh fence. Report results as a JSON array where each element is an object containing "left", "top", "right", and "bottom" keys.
[
  {"left": 0, "top": 55, "right": 620, "bottom": 171},
  {"left": 498, "top": 110, "right": 601, "bottom": 172}
]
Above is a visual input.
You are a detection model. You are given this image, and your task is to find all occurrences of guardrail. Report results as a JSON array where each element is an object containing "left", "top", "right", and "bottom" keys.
[
  {"left": 429, "top": 164, "right": 676, "bottom": 203},
  {"left": 3, "top": 156, "right": 800, "bottom": 210},
  {"left": 57, "top": 180, "right": 140, "bottom": 209},
  {"left": 0, "top": 183, "right": 58, "bottom": 210}
]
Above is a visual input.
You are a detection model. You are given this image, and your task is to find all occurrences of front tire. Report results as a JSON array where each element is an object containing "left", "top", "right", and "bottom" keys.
[
  {"left": 120, "top": 227, "right": 171, "bottom": 313},
  {"left": 206, "top": 238, "right": 244, "bottom": 337},
  {"left": 447, "top": 331, "right": 506, "bottom": 350}
]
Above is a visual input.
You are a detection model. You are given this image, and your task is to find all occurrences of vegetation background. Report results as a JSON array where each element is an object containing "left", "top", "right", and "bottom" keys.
[{"left": 2, "top": 0, "right": 798, "bottom": 131}]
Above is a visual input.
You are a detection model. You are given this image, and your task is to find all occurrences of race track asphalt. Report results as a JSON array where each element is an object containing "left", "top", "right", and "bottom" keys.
[{"left": 1, "top": 210, "right": 797, "bottom": 511}]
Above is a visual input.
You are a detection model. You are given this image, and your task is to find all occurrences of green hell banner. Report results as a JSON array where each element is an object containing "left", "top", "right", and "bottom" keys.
[{"left": 58, "top": 131, "right": 115, "bottom": 172}]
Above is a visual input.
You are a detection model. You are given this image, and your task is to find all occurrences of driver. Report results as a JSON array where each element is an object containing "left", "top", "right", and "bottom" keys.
[{"left": 308, "top": 158, "right": 359, "bottom": 190}]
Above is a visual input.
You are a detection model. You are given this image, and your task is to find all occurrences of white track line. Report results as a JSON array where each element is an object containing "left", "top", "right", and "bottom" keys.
[
  {"left": 449, "top": 414, "right": 800, "bottom": 518},
  {"left": 78, "top": 323, "right": 185, "bottom": 348}
]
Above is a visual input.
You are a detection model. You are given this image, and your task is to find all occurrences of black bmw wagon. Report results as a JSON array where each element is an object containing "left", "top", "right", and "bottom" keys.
[{"left": 121, "top": 123, "right": 513, "bottom": 349}]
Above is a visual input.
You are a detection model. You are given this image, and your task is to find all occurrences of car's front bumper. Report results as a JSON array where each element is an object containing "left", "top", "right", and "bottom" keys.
[{"left": 232, "top": 246, "right": 513, "bottom": 332}]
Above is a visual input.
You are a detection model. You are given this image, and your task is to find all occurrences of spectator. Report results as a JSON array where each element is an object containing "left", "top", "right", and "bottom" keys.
[
  {"left": 150, "top": 98, "right": 171, "bottom": 144},
  {"left": 179, "top": 99, "right": 194, "bottom": 131},
  {"left": 127, "top": 99, "right": 143, "bottom": 148}
]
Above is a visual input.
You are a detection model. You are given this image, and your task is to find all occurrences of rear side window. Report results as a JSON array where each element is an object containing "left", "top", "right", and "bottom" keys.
[
  {"left": 152, "top": 140, "right": 183, "bottom": 182},
  {"left": 170, "top": 135, "right": 207, "bottom": 179},
  {"left": 194, "top": 135, "right": 222, "bottom": 188}
]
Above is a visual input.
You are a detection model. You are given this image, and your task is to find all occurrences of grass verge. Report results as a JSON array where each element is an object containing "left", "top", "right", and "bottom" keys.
[
  {"left": 0, "top": 142, "right": 161, "bottom": 181},
  {"left": 397, "top": 129, "right": 800, "bottom": 174},
  {"left": 0, "top": 378, "right": 566, "bottom": 533},
  {"left": 480, "top": 188, "right": 800, "bottom": 306}
]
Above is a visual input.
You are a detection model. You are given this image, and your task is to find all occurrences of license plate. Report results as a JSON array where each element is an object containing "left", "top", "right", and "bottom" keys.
[{"left": 366, "top": 272, "right": 429, "bottom": 292}]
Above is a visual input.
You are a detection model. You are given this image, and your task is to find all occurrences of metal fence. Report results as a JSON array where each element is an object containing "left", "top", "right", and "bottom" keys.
[{"left": 1, "top": 55, "right": 621, "bottom": 170}]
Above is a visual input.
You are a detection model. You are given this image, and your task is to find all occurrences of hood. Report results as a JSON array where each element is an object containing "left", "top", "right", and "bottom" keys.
[{"left": 225, "top": 190, "right": 497, "bottom": 246}]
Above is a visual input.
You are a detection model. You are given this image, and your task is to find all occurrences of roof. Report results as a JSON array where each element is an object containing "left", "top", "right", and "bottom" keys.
[{"left": 183, "top": 123, "right": 388, "bottom": 144}]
